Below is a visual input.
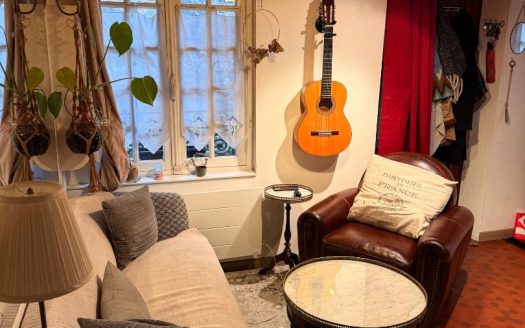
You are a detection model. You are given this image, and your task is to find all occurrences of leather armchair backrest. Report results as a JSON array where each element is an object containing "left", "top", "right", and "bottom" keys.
[{"left": 359, "top": 152, "right": 458, "bottom": 210}]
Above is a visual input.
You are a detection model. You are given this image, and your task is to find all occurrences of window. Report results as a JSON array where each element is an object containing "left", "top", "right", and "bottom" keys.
[{"left": 101, "top": 0, "right": 252, "bottom": 174}]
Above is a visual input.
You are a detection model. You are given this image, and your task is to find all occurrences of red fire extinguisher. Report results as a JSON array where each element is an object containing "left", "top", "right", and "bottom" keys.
[{"left": 486, "top": 41, "right": 496, "bottom": 83}]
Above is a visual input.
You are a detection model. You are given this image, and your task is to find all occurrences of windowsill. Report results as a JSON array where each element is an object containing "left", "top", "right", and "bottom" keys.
[{"left": 66, "top": 170, "right": 256, "bottom": 191}]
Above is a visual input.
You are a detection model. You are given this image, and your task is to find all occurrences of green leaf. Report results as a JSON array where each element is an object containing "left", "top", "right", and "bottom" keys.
[
  {"left": 35, "top": 91, "right": 47, "bottom": 117},
  {"left": 26, "top": 67, "right": 44, "bottom": 91},
  {"left": 56, "top": 67, "right": 77, "bottom": 90},
  {"left": 110, "top": 22, "right": 133, "bottom": 56},
  {"left": 131, "top": 76, "right": 158, "bottom": 106},
  {"left": 47, "top": 92, "right": 63, "bottom": 118}
]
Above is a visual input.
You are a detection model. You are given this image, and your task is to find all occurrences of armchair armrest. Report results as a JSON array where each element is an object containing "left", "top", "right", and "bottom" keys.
[
  {"left": 150, "top": 192, "right": 190, "bottom": 241},
  {"left": 414, "top": 206, "right": 474, "bottom": 328},
  {"left": 297, "top": 188, "right": 359, "bottom": 261}
]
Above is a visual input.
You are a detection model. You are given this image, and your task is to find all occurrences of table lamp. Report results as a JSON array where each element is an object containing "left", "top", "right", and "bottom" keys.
[{"left": 0, "top": 181, "right": 93, "bottom": 328}]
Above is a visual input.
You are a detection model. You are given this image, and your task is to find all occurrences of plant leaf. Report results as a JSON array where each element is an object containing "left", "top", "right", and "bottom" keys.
[
  {"left": 131, "top": 76, "right": 158, "bottom": 106},
  {"left": 35, "top": 91, "right": 47, "bottom": 117},
  {"left": 47, "top": 92, "right": 63, "bottom": 118},
  {"left": 27, "top": 67, "right": 44, "bottom": 91},
  {"left": 56, "top": 67, "right": 77, "bottom": 90},
  {"left": 110, "top": 22, "right": 133, "bottom": 56}
]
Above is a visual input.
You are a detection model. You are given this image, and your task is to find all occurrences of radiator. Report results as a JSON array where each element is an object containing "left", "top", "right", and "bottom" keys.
[{"left": 180, "top": 188, "right": 263, "bottom": 260}]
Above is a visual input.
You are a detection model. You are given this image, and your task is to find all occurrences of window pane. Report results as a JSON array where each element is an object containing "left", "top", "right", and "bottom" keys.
[
  {"left": 212, "top": 10, "right": 236, "bottom": 50},
  {"left": 212, "top": 51, "right": 235, "bottom": 89},
  {"left": 211, "top": 0, "right": 235, "bottom": 6},
  {"left": 179, "top": 9, "right": 208, "bottom": 50},
  {"left": 186, "top": 133, "right": 235, "bottom": 158},
  {"left": 101, "top": 7, "right": 125, "bottom": 44},
  {"left": 182, "top": 91, "right": 210, "bottom": 152},
  {"left": 181, "top": 0, "right": 206, "bottom": 5},
  {"left": 180, "top": 51, "right": 209, "bottom": 89},
  {"left": 138, "top": 143, "right": 163, "bottom": 161}
]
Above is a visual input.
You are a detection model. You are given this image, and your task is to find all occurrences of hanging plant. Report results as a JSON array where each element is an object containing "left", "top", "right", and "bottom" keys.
[
  {"left": 51, "top": 19, "right": 158, "bottom": 192},
  {"left": 0, "top": 7, "right": 63, "bottom": 181}
]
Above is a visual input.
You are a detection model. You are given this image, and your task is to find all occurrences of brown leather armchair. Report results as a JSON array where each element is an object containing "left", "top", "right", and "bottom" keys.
[{"left": 297, "top": 152, "right": 474, "bottom": 328}]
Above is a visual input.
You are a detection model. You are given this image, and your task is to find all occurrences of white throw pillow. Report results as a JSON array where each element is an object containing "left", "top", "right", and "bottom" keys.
[{"left": 348, "top": 155, "right": 456, "bottom": 238}]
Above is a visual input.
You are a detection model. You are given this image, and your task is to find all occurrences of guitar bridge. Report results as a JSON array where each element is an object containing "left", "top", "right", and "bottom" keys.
[{"left": 311, "top": 130, "right": 340, "bottom": 137}]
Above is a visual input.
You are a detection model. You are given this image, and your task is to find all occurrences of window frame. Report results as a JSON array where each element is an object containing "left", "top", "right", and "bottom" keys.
[{"left": 100, "top": 0, "right": 254, "bottom": 176}]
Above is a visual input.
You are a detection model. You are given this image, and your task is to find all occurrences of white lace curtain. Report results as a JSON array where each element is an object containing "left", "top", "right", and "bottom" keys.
[
  {"left": 179, "top": 8, "right": 245, "bottom": 152},
  {"left": 102, "top": 4, "right": 166, "bottom": 157}
]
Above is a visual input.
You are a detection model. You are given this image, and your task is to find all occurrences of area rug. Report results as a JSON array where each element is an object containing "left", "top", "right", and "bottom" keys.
[{"left": 226, "top": 269, "right": 289, "bottom": 327}]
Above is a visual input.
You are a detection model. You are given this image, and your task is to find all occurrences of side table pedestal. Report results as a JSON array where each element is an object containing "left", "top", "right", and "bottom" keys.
[{"left": 259, "top": 184, "right": 312, "bottom": 275}]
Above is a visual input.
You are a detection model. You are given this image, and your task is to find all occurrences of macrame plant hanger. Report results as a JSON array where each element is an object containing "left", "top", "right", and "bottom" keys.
[
  {"left": 11, "top": 0, "right": 50, "bottom": 181},
  {"left": 60, "top": 0, "right": 103, "bottom": 193},
  {"left": 242, "top": 0, "right": 284, "bottom": 65}
]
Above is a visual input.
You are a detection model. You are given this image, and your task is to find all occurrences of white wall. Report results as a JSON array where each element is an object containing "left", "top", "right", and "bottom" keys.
[
  {"left": 121, "top": 0, "right": 388, "bottom": 257},
  {"left": 460, "top": 0, "right": 525, "bottom": 239}
]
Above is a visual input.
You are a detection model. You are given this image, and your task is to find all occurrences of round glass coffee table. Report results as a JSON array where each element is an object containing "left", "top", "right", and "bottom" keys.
[{"left": 283, "top": 256, "right": 427, "bottom": 328}]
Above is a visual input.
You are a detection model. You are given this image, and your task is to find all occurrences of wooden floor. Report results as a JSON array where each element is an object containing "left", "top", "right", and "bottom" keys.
[{"left": 436, "top": 239, "right": 525, "bottom": 328}]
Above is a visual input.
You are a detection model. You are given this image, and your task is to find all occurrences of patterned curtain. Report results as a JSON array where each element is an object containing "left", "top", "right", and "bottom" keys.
[{"left": 0, "top": 0, "right": 26, "bottom": 186}]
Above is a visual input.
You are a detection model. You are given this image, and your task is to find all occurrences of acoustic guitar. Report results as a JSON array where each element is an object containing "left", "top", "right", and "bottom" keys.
[{"left": 294, "top": 0, "right": 351, "bottom": 156}]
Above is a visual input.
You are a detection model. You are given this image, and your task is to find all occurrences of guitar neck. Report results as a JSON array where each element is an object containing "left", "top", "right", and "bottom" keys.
[{"left": 321, "top": 25, "right": 334, "bottom": 101}]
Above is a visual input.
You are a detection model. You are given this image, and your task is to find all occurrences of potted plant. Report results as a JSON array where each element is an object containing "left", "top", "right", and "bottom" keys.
[
  {"left": 51, "top": 20, "right": 157, "bottom": 191},
  {"left": 54, "top": 21, "right": 157, "bottom": 153},
  {"left": 0, "top": 14, "right": 62, "bottom": 181},
  {"left": 191, "top": 152, "right": 209, "bottom": 177}
]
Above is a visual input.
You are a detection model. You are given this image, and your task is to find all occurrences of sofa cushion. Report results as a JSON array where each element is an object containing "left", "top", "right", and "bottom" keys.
[
  {"left": 101, "top": 262, "right": 151, "bottom": 320},
  {"left": 322, "top": 221, "right": 418, "bottom": 273},
  {"left": 78, "top": 318, "right": 184, "bottom": 328},
  {"left": 102, "top": 186, "right": 158, "bottom": 269},
  {"left": 123, "top": 228, "right": 246, "bottom": 328},
  {"left": 349, "top": 154, "right": 456, "bottom": 238}
]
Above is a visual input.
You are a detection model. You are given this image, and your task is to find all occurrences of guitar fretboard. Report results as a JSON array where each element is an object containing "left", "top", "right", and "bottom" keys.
[{"left": 321, "top": 25, "right": 335, "bottom": 103}]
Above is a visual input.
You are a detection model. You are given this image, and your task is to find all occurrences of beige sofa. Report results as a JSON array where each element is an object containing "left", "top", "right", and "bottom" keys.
[{"left": 22, "top": 192, "right": 246, "bottom": 328}]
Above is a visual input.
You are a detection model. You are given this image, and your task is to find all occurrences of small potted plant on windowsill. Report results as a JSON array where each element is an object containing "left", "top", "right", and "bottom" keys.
[{"left": 191, "top": 152, "right": 209, "bottom": 177}]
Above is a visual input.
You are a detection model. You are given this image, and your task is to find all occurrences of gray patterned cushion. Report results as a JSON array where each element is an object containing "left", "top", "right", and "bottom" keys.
[
  {"left": 78, "top": 318, "right": 185, "bottom": 328},
  {"left": 103, "top": 186, "right": 158, "bottom": 269},
  {"left": 101, "top": 262, "right": 150, "bottom": 321},
  {"left": 150, "top": 193, "right": 189, "bottom": 241}
]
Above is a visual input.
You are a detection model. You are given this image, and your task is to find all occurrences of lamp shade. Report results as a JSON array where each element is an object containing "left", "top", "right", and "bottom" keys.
[{"left": 0, "top": 181, "right": 93, "bottom": 303}]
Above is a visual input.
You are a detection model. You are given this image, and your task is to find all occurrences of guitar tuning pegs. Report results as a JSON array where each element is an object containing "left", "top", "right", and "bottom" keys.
[{"left": 315, "top": 16, "right": 325, "bottom": 33}]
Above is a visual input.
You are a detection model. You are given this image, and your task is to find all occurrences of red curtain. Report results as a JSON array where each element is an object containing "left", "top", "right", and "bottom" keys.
[{"left": 376, "top": 0, "right": 437, "bottom": 155}]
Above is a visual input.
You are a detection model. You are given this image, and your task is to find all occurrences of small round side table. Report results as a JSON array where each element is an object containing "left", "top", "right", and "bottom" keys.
[{"left": 259, "top": 184, "right": 313, "bottom": 275}]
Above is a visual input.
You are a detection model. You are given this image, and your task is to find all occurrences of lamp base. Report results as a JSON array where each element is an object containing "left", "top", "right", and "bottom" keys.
[{"left": 38, "top": 301, "right": 47, "bottom": 328}]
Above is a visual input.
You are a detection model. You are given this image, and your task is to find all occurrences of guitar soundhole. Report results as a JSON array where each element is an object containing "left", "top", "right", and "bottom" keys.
[{"left": 319, "top": 97, "right": 334, "bottom": 112}]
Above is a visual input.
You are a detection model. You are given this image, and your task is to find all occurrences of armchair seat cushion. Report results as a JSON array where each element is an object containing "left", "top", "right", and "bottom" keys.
[{"left": 321, "top": 222, "right": 418, "bottom": 273}]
